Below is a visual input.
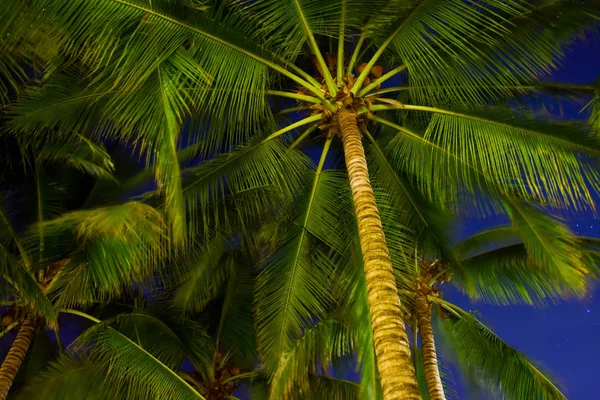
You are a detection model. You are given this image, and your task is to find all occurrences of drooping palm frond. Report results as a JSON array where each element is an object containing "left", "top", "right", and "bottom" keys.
[
  {"left": 435, "top": 304, "right": 567, "bottom": 400},
  {"left": 171, "top": 238, "right": 229, "bottom": 314},
  {"left": 70, "top": 314, "right": 207, "bottom": 400},
  {"left": 371, "top": 0, "right": 598, "bottom": 106},
  {"left": 503, "top": 199, "right": 591, "bottom": 294},
  {"left": 206, "top": 252, "right": 258, "bottom": 367},
  {"left": 37, "top": 202, "right": 167, "bottom": 308},
  {"left": 34, "top": 0, "right": 293, "bottom": 142},
  {"left": 269, "top": 316, "right": 353, "bottom": 399},
  {"left": 378, "top": 105, "right": 600, "bottom": 210},
  {"left": 452, "top": 222, "right": 597, "bottom": 306},
  {"left": 0, "top": 0, "right": 60, "bottom": 105},
  {"left": 97, "top": 307, "right": 215, "bottom": 378},
  {"left": 365, "top": 129, "right": 455, "bottom": 263},
  {"left": 180, "top": 137, "right": 310, "bottom": 235},
  {"left": 14, "top": 354, "right": 113, "bottom": 400},
  {"left": 583, "top": 90, "right": 600, "bottom": 134}
]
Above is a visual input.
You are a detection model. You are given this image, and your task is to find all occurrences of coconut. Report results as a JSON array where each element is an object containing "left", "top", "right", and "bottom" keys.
[
  {"left": 371, "top": 65, "right": 383, "bottom": 78},
  {"left": 2, "top": 314, "right": 14, "bottom": 327}
]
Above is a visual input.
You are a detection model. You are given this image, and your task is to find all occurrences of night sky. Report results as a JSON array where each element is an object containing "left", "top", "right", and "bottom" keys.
[{"left": 444, "top": 38, "right": 600, "bottom": 399}]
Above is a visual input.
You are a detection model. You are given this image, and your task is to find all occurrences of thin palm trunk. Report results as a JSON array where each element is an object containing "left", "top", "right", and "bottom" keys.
[
  {"left": 338, "top": 108, "right": 421, "bottom": 400},
  {"left": 0, "top": 318, "right": 36, "bottom": 400},
  {"left": 415, "top": 293, "right": 445, "bottom": 400}
]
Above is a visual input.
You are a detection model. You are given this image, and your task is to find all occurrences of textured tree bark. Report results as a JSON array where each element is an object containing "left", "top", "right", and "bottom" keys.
[
  {"left": 0, "top": 318, "right": 36, "bottom": 400},
  {"left": 415, "top": 293, "right": 446, "bottom": 400},
  {"left": 338, "top": 108, "right": 421, "bottom": 400}
]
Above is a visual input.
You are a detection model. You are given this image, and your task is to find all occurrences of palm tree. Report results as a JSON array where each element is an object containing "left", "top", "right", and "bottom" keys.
[
  {"left": 9, "top": 1, "right": 600, "bottom": 397},
  {"left": 0, "top": 137, "right": 171, "bottom": 398},
  {"left": 15, "top": 254, "right": 362, "bottom": 400},
  {"left": 404, "top": 208, "right": 599, "bottom": 400}
]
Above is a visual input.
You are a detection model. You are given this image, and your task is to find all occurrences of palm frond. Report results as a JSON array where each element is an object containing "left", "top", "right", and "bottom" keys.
[
  {"left": 378, "top": 0, "right": 597, "bottom": 105},
  {"left": 381, "top": 106, "right": 600, "bottom": 210},
  {"left": 15, "top": 354, "right": 111, "bottom": 400},
  {"left": 34, "top": 134, "right": 115, "bottom": 180},
  {"left": 255, "top": 142, "right": 343, "bottom": 378},
  {"left": 208, "top": 253, "right": 258, "bottom": 367},
  {"left": 181, "top": 137, "right": 310, "bottom": 235},
  {"left": 34, "top": 0, "right": 299, "bottom": 146},
  {"left": 100, "top": 307, "right": 214, "bottom": 378},
  {"left": 0, "top": 0, "right": 60, "bottom": 105},
  {"left": 270, "top": 317, "right": 353, "bottom": 399},
  {"left": 365, "top": 130, "right": 455, "bottom": 262},
  {"left": 171, "top": 239, "right": 229, "bottom": 314},
  {"left": 452, "top": 222, "right": 596, "bottom": 306},
  {"left": 436, "top": 304, "right": 566, "bottom": 400},
  {"left": 72, "top": 320, "right": 206, "bottom": 400},
  {"left": 39, "top": 203, "right": 167, "bottom": 308},
  {"left": 503, "top": 199, "right": 591, "bottom": 296}
]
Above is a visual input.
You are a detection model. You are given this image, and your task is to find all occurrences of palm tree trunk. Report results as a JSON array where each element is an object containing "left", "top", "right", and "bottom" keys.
[
  {"left": 0, "top": 318, "right": 36, "bottom": 400},
  {"left": 338, "top": 108, "right": 421, "bottom": 400},
  {"left": 415, "top": 293, "right": 445, "bottom": 400}
]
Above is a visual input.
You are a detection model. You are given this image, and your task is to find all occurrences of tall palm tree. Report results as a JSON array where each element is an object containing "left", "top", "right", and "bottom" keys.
[{"left": 10, "top": 1, "right": 600, "bottom": 398}]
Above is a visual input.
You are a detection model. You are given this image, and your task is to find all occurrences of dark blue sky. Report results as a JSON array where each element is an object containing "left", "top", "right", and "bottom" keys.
[{"left": 444, "top": 38, "right": 600, "bottom": 399}]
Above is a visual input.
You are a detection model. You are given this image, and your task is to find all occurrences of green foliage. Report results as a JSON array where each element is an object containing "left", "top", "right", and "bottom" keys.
[
  {"left": 437, "top": 307, "right": 567, "bottom": 400},
  {"left": 3, "top": 0, "right": 600, "bottom": 398},
  {"left": 452, "top": 202, "right": 598, "bottom": 306}
]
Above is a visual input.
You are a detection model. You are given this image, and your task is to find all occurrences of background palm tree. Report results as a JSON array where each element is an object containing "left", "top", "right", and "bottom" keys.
[
  {"left": 5, "top": 1, "right": 600, "bottom": 398},
  {"left": 406, "top": 215, "right": 600, "bottom": 400},
  {"left": 0, "top": 137, "right": 169, "bottom": 398}
]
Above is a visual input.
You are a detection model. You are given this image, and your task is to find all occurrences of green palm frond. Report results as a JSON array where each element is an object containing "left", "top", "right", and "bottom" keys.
[
  {"left": 436, "top": 304, "right": 566, "bottom": 400},
  {"left": 35, "top": 201, "right": 164, "bottom": 245},
  {"left": 71, "top": 317, "right": 206, "bottom": 400},
  {"left": 35, "top": 0, "right": 294, "bottom": 140},
  {"left": 180, "top": 137, "right": 309, "bottom": 235},
  {"left": 270, "top": 317, "right": 353, "bottom": 399},
  {"left": 34, "top": 135, "right": 115, "bottom": 180},
  {"left": 375, "top": 0, "right": 597, "bottom": 105},
  {"left": 452, "top": 222, "right": 596, "bottom": 306},
  {"left": 9, "top": 267, "right": 56, "bottom": 324},
  {"left": 380, "top": 106, "right": 600, "bottom": 210},
  {"left": 15, "top": 354, "right": 112, "bottom": 400},
  {"left": 365, "top": 130, "right": 455, "bottom": 262},
  {"left": 255, "top": 142, "right": 344, "bottom": 378},
  {"left": 503, "top": 199, "right": 590, "bottom": 295},
  {"left": 99, "top": 307, "right": 214, "bottom": 378},
  {"left": 583, "top": 90, "right": 600, "bottom": 134},
  {"left": 171, "top": 239, "right": 228, "bottom": 314},
  {"left": 0, "top": 203, "right": 54, "bottom": 320},
  {"left": 207, "top": 253, "right": 258, "bottom": 367},
  {"left": 38, "top": 203, "right": 166, "bottom": 308},
  {"left": 0, "top": 0, "right": 60, "bottom": 105}
]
